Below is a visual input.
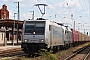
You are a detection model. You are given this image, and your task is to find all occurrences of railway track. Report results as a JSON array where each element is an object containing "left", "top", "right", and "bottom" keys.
[
  {"left": 0, "top": 48, "right": 30, "bottom": 60},
  {"left": 0, "top": 48, "right": 40, "bottom": 60},
  {"left": 64, "top": 44, "right": 90, "bottom": 60},
  {"left": 0, "top": 48, "right": 24, "bottom": 57},
  {"left": 0, "top": 44, "right": 90, "bottom": 60}
]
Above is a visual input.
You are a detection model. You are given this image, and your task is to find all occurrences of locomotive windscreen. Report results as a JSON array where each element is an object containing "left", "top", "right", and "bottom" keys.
[{"left": 24, "top": 21, "right": 45, "bottom": 35}]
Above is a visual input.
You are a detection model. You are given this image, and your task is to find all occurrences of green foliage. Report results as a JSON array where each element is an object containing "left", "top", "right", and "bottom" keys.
[
  {"left": 47, "top": 54, "right": 58, "bottom": 60},
  {"left": 20, "top": 57, "right": 28, "bottom": 60},
  {"left": 40, "top": 50, "right": 58, "bottom": 60},
  {"left": 4, "top": 58, "right": 10, "bottom": 60}
]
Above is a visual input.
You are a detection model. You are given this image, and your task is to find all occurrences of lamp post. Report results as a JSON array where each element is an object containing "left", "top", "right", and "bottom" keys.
[
  {"left": 81, "top": 24, "right": 87, "bottom": 34},
  {"left": 14, "top": 2, "right": 20, "bottom": 45},
  {"left": 71, "top": 14, "right": 75, "bottom": 30},
  {"left": 13, "top": 13, "right": 17, "bottom": 46},
  {"left": 85, "top": 26, "right": 89, "bottom": 35},
  {"left": 83, "top": 23, "right": 88, "bottom": 34},
  {"left": 14, "top": 13, "right": 17, "bottom": 30},
  {"left": 14, "top": 13, "right": 17, "bottom": 20},
  {"left": 80, "top": 24, "right": 85, "bottom": 34}
]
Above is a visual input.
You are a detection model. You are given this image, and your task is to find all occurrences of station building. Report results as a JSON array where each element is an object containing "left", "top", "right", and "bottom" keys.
[
  {"left": 0, "top": 4, "right": 23, "bottom": 46},
  {"left": 0, "top": 4, "right": 9, "bottom": 19}
]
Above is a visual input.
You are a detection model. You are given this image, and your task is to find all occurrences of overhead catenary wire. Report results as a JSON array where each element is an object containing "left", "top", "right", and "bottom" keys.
[
  {"left": 46, "top": 6, "right": 64, "bottom": 19},
  {"left": 66, "top": 0, "right": 73, "bottom": 17},
  {"left": 48, "top": 0, "right": 75, "bottom": 20},
  {"left": 1, "top": 0, "right": 90, "bottom": 22},
  {"left": 37, "top": 0, "right": 77, "bottom": 29},
  {"left": 48, "top": 0, "right": 66, "bottom": 16},
  {"left": 88, "top": 0, "right": 90, "bottom": 20},
  {"left": 47, "top": 0, "right": 74, "bottom": 28},
  {"left": 84, "top": 0, "right": 90, "bottom": 23},
  {"left": 84, "top": 0, "right": 89, "bottom": 11},
  {"left": 48, "top": 0, "right": 73, "bottom": 18},
  {"left": 78, "top": 0, "right": 90, "bottom": 21},
  {"left": 48, "top": 0, "right": 74, "bottom": 24}
]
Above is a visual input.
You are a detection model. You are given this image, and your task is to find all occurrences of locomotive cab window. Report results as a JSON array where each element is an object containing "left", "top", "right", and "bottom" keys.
[
  {"left": 35, "top": 23, "right": 45, "bottom": 35},
  {"left": 24, "top": 21, "right": 45, "bottom": 35},
  {"left": 25, "top": 23, "right": 35, "bottom": 34}
]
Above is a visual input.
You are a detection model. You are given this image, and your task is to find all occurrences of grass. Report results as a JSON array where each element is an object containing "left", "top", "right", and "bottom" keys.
[{"left": 55, "top": 47, "right": 73, "bottom": 60}]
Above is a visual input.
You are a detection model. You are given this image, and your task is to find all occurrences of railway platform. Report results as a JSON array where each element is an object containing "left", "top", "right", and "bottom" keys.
[{"left": 0, "top": 45, "right": 21, "bottom": 52}]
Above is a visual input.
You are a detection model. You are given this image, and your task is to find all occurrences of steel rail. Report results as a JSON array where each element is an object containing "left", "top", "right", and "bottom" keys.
[
  {"left": 64, "top": 45, "right": 90, "bottom": 60},
  {"left": 83, "top": 51, "right": 90, "bottom": 60}
]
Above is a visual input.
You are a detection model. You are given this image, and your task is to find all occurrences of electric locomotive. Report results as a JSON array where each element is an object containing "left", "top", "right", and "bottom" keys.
[{"left": 21, "top": 18, "right": 66, "bottom": 53}]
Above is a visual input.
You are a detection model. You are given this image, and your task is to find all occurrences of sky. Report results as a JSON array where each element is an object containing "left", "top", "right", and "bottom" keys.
[{"left": 0, "top": 0, "right": 90, "bottom": 34}]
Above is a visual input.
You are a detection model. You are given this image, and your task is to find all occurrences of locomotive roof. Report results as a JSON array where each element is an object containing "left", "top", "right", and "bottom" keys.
[{"left": 25, "top": 19, "right": 62, "bottom": 27}]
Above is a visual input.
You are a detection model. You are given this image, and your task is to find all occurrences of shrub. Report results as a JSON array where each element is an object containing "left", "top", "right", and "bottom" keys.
[{"left": 40, "top": 50, "right": 58, "bottom": 60}]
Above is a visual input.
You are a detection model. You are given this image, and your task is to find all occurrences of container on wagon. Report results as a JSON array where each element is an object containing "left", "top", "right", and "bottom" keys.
[
  {"left": 71, "top": 29, "right": 78, "bottom": 42},
  {"left": 78, "top": 31, "right": 82, "bottom": 42}
]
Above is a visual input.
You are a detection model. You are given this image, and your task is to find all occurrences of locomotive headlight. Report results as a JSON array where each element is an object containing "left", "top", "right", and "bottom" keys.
[
  {"left": 24, "top": 39, "right": 28, "bottom": 42},
  {"left": 39, "top": 39, "right": 44, "bottom": 42},
  {"left": 33, "top": 32, "right": 36, "bottom": 34},
  {"left": 41, "top": 40, "right": 44, "bottom": 42}
]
